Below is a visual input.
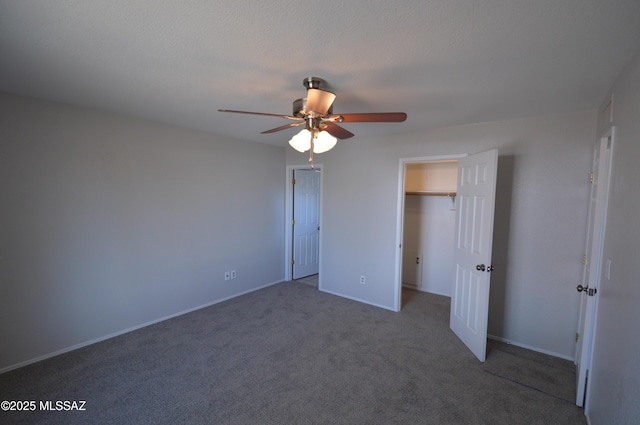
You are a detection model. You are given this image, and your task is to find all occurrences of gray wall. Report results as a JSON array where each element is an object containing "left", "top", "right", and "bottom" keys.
[
  {"left": 0, "top": 93, "right": 285, "bottom": 371},
  {"left": 288, "top": 109, "right": 595, "bottom": 359},
  {"left": 586, "top": 47, "right": 640, "bottom": 424}
]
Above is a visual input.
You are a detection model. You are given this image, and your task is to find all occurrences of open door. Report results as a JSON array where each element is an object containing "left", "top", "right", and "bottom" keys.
[
  {"left": 292, "top": 169, "right": 321, "bottom": 279},
  {"left": 575, "top": 129, "right": 613, "bottom": 406},
  {"left": 449, "top": 149, "right": 498, "bottom": 362}
]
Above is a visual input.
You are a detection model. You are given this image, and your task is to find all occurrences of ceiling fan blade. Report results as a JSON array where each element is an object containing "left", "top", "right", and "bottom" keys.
[
  {"left": 306, "top": 89, "right": 336, "bottom": 116},
  {"left": 218, "top": 109, "right": 294, "bottom": 119},
  {"left": 335, "top": 112, "right": 407, "bottom": 123},
  {"left": 323, "top": 122, "right": 354, "bottom": 139},
  {"left": 261, "top": 122, "right": 304, "bottom": 134}
]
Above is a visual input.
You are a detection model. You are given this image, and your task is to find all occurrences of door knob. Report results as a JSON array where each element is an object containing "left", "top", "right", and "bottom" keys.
[
  {"left": 476, "top": 264, "right": 486, "bottom": 272},
  {"left": 577, "top": 284, "right": 597, "bottom": 296}
]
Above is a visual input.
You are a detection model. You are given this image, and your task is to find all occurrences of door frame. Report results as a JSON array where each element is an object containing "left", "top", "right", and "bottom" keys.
[
  {"left": 394, "top": 154, "right": 466, "bottom": 312},
  {"left": 284, "top": 164, "right": 323, "bottom": 285}
]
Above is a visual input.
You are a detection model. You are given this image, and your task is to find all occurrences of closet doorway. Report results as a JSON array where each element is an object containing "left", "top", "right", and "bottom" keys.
[
  {"left": 401, "top": 159, "right": 459, "bottom": 297},
  {"left": 397, "top": 150, "right": 499, "bottom": 362}
]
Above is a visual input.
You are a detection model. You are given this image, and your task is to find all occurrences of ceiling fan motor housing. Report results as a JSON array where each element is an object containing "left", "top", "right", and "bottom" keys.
[{"left": 293, "top": 97, "right": 333, "bottom": 118}]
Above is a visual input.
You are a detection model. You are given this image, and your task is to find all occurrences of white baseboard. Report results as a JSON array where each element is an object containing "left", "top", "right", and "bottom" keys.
[
  {"left": 1, "top": 280, "right": 284, "bottom": 374},
  {"left": 319, "top": 288, "right": 395, "bottom": 312}
]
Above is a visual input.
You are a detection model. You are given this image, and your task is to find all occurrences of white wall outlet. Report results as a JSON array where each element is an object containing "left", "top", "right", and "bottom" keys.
[
  {"left": 360, "top": 275, "right": 366, "bottom": 284},
  {"left": 231, "top": 270, "right": 236, "bottom": 279},
  {"left": 224, "top": 271, "right": 231, "bottom": 281}
]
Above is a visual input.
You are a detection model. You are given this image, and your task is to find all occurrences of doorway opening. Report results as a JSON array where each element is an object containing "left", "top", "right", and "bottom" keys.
[
  {"left": 396, "top": 150, "right": 499, "bottom": 362},
  {"left": 285, "top": 165, "right": 322, "bottom": 288},
  {"left": 395, "top": 154, "right": 464, "bottom": 311},
  {"left": 401, "top": 160, "right": 459, "bottom": 298}
]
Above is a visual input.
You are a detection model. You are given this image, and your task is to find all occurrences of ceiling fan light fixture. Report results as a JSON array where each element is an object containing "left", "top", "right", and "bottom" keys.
[
  {"left": 288, "top": 129, "right": 312, "bottom": 152},
  {"left": 312, "top": 131, "right": 337, "bottom": 153},
  {"left": 220, "top": 77, "right": 406, "bottom": 150},
  {"left": 288, "top": 129, "right": 338, "bottom": 154}
]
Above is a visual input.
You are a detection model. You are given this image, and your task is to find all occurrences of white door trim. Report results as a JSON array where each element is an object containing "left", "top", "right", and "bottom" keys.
[
  {"left": 394, "top": 154, "right": 467, "bottom": 312},
  {"left": 284, "top": 164, "right": 323, "bottom": 284}
]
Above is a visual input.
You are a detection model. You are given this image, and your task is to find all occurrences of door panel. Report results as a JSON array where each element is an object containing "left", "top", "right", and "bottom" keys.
[
  {"left": 575, "top": 131, "right": 613, "bottom": 406},
  {"left": 450, "top": 149, "right": 498, "bottom": 362},
  {"left": 293, "top": 169, "right": 321, "bottom": 279}
]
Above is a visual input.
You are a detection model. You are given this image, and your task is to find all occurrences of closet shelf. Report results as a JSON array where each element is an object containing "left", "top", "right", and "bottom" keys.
[{"left": 405, "top": 191, "right": 456, "bottom": 197}]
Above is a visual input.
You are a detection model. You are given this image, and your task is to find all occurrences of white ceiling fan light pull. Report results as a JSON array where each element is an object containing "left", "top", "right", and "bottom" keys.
[{"left": 309, "top": 136, "right": 314, "bottom": 167}]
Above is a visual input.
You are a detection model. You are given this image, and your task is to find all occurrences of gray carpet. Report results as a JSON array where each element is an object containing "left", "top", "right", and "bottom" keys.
[
  {"left": 484, "top": 341, "right": 577, "bottom": 403},
  {"left": 0, "top": 282, "right": 586, "bottom": 424},
  {"left": 294, "top": 273, "right": 319, "bottom": 287}
]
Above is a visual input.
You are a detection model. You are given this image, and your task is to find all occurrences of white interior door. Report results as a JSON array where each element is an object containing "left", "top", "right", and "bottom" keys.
[
  {"left": 575, "top": 130, "right": 613, "bottom": 407},
  {"left": 292, "top": 169, "right": 320, "bottom": 279},
  {"left": 449, "top": 149, "right": 498, "bottom": 362}
]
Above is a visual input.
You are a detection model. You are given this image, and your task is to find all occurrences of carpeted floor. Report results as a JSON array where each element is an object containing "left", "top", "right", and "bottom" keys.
[
  {"left": 483, "top": 340, "right": 577, "bottom": 403},
  {"left": 0, "top": 282, "right": 586, "bottom": 424},
  {"left": 295, "top": 273, "right": 319, "bottom": 287}
]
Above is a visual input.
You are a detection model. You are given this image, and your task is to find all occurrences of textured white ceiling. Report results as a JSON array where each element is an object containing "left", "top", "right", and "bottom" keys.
[{"left": 2, "top": 0, "right": 640, "bottom": 146}]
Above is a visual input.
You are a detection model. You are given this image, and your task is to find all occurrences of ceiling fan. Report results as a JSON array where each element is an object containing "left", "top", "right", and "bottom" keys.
[{"left": 219, "top": 77, "right": 407, "bottom": 159}]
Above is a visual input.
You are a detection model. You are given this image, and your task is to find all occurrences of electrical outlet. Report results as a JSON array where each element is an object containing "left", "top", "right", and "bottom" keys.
[
  {"left": 231, "top": 270, "right": 236, "bottom": 279},
  {"left": 224, "top": 271, "right": 230, "bottom": 281},
  {"left": 360, "top": 275, "right": 366, "bottom": 284}
]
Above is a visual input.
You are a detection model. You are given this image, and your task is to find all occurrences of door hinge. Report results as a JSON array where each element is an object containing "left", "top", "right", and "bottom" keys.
[
  {"left": 575, "top": 332, "right": 579, "bottom": 342},
  {"left": 582, "top": 255, "right": 588, "bottom": 265},
  {"left": 291, "top": 219, "right": 295, "bottom": 225},
  {"left": 589, "top": 172, "right": 594, "bottom": 184},
  {"left": 290, "top": 259, "right": 295, "bottom": 265},
  {"left": 292, "top": 178, "right": 296, "bottom": 185}
]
